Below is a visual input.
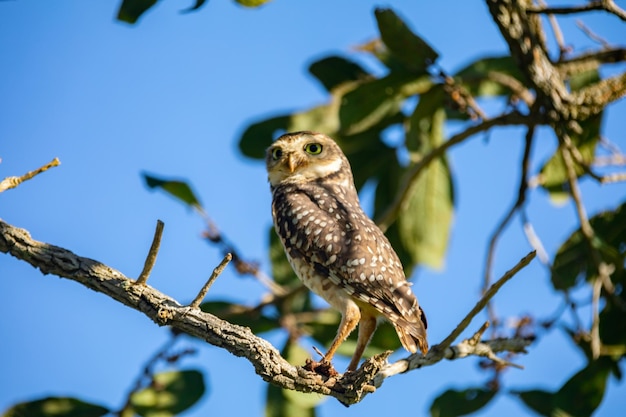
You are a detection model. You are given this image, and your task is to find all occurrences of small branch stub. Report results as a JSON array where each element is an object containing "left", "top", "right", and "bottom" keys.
[
  {"left": 136, "top": 220, "right": 165, "bottom": 286},
  {"left": 0, "top": 157, "right": 61, "bottom": 193},
  {"left": 189, "top": 253, "right": 233, "bottom": 309}
]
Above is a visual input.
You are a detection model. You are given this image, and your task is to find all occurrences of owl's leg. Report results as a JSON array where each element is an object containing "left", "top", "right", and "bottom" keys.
[
  {"left": 323, "top": 301, "right": 360, "bottom": 364},
  {"left": 347, "top": 313, "right": 377, "bottom": 371}
]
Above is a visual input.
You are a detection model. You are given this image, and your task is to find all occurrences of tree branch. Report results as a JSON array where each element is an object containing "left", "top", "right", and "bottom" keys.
[{"left": 0, "top": 218, "right": 534, "bottom": 406}]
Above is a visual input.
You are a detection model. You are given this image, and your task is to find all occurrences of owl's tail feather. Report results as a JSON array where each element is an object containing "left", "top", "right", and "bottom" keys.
[{"left": 393, "top": 308, "right": 428, "bottom": 355}]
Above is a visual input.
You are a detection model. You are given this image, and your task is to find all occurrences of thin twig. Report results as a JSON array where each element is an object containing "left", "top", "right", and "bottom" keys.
[
  {"left": 576, "top": 20, "right": 611, "bottom": 48},
  {"left": 538, "top": 0, "right": 569, "bottom": 59},
  {"left": 527, "top": 0, "right": 626, "bottom": 22},
  {"left": 377, "top": 111, "right": 531, "bottom": 231},
  {"left": 437, "top": 250, "right": 537, "bottom": 352},
  {"left": 483, "top": 126, "right": 535, "bottom": 334},
  {"left": 189, "top": 253, "right": 233, "bottom": 309},
  {"left": 0, "top": 157, "right": 60, "bottom": 193},
  {"left": 135, "top": 220, "right": 165, "bottom": 286}
]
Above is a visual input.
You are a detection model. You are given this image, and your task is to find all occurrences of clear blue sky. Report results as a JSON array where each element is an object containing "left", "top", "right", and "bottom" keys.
[{"left": 1, "top": 1, "right": 625, "bottom": 416}]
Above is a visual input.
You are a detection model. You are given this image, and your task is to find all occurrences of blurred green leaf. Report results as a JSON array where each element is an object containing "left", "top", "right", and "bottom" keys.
[
  {"left": 374, "top": 8, "right": 439, "bottom": 73},
  {"left": 512, "top": 389, "right": 554, "bottom": 417},
  {"left": 2, "top": 397, "right": 109, "bottom": 417},
  {"left": 184, "top": 0, "right": 208, "bottom": 12},
  {"left": 235, "top": 0, "right": 272, "bottom": 7},
  {"left": 200, "top": 300, "right": 280, "bottom": 334},
  {"left": 239, "top": 115, "right": 291, "bottom": 159},
  {"left": 399, "top": 106, "right": 453, "bottom": 269},
  {"left": 308, "top": 55, "right": 371, "bottom": 92},
  {"left": 551, "top": 201, "right": 626, "bottom": 291},
  {"left": 553, "top": 360, "right": 611, "bottom": 416},
  {"left": 339, "top": 132, "right": 398, "bottom": 191},
  {"left": 117, "top": 0, "right": 157, "bottom": 24},
  {"left": 513, "top": 360, "right": 611, "bottom": 417},
  {"left": 266, "top": 341, "right": 324, "bottom": 417},
  {"left": 143, "top": 173, "right": 202, "bottom": 209},
  {"left": 454, "top": 56, "right": 525, "bottom": 97},
  {"left": 339, "top": 72, "right": 431, "bottom": 135},
  {"left": 131, "top": 370, "right": 205, "bottom": 417},
  {"left": 430, "top": 387, "right": 496, "bottom": 417}
]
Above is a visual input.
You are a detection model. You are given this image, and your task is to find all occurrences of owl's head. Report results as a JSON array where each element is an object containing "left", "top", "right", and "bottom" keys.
[{"left": 265, "top": 131, "right": 353, "bottom": 187}]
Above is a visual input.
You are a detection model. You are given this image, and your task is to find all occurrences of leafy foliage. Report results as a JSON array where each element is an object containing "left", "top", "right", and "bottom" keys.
[
  {"left": 430, "top": 387, "right": 497, "bottom": 417},
  {"left": 2, "top": 397, "right": 109, "bottom": 417},
  {"left": 130, "top": 370, "right": 206, "bottom": 417}
]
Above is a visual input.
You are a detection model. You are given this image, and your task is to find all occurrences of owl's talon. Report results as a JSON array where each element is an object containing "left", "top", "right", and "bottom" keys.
[{"left": 303, "top": 358, "right": 340, "bottom": 377}]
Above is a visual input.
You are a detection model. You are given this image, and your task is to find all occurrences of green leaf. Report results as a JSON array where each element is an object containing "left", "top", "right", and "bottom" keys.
[
  {"left": 235, "top": 0, "right": 272, "bottom": 7},
  {"left": 184, "top": 0, "right": 208, "bottom": 12},
  {"left": 130, "top": 370, "right": 206, "bottom": 417},
  {"left": 374, "top": 8, "right": 439, "bottom": 73},
  {"left": 512, "top": 389, "right": 555, "bottom": 417},
  {"left": 199, "top": 300, "right": 280, "bottom": 334},
  {"left": 454, "top": 56, "right": 525, "bottom": 97},
  {"left": 338, "top": 132, "right": 398, "bottom": 191},
  {"left": 553, "top": 360, "right": 611, "bottom": 417},
  {"left": 539, "top": 69, "right": 602, "bottom": 200},
  {"left": 551, "top": 201, "right": 626, "bottom": 291},
  {"left": 117, "top": 0, "right": 158, "bottom": 24},
  {"left": 266, "top": 341, "right": 324, "bottom": 417},
  {"left": 430, "top": 387, "right": 496, "bottom": 417},
  {"left": 308, "top": 56, "right": 371, "bottom": 92},
  {"left": 399, "top": 106, "right": 453, "bottom": 269},
  {"left": 2, "top": 397, "right": 109, "bottom": 417},
  {"left": 513, "top": 360, "right": 612, "bottom": 417},
  {"left": 143, "top": 172, "right": 202, "bottom": 209},
  {"left": 339, "top": 72, "right": 432, "bottom": 135},
  {"left": 239, "top": 115, "right": 291, "bottom": 159}
]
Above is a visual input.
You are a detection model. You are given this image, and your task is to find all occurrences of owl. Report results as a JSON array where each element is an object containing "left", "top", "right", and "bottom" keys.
[{"left": 266, "top": 131, "right": 428, "bottom": 372}]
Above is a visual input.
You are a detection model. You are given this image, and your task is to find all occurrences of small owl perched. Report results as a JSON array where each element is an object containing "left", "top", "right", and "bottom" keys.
[{"left": 266, "top": 131, "right": 428, "bottom": 372}]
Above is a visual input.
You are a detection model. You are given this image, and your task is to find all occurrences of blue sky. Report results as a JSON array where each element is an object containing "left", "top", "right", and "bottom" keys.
[{"left": 1, "top": 1, "right": 625, "bottom": 416}]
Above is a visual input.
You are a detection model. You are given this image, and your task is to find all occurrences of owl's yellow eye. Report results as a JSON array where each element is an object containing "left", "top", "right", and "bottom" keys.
[
  {"left": 271, "top": 148, "right": 283, "bottom": 160},
  {"left": 304, "top": 143, "right": 323, "bottom": 155}
]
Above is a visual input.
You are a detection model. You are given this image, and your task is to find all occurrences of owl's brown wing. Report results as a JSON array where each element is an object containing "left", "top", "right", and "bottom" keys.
[{"left": 276, "top": 184, "right": 425, "bottom": 325}]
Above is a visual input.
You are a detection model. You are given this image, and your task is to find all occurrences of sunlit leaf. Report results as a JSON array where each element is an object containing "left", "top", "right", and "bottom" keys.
[
  {"left": 430, "top": 387, "right": 496, "bottom": 417},
  {"left": 399, "top": 106, "right": 453, "bottom": 269},
  {"left": 339, "top": 72, "right": 431, "bottom": 135},
  {"left": 266, "top": 341, "right": 324, "bottom": 417},
  {"left": 117, "top": 0, "right": 158, "bottom": 24},
  {"left": 308, "top": 56, "right": 371, "bottom": 92},
  {"left": 374, "top": 8, "right": 439, "bottom": 73},
  {"left": 538, "top": 69, "right": 602, "bottom": 200},
  {"left": 454, "top": 56, "right": 525, "bottom": 97},
  {"left": 235, "top": 0, "right": 272, "bottom": 7},
  {"left": 551, "top": 202, "right": 626, "bottom": 291},
  {"left": 130, "top": 370, "right": 205, "bottom": 417},
  {"left": 143, "top": 173, "right": 202, "bottom": 209},
  {"left": 2, "top": 397, "right": 109, "bottom": 417},
  {"left": 200, "top": 300, "right": 280, "bottom": 334}
]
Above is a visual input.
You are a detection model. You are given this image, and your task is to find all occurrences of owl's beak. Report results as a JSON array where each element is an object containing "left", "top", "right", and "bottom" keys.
[{"left": 287, "top": 154, "right": 299, "bottom": 173}]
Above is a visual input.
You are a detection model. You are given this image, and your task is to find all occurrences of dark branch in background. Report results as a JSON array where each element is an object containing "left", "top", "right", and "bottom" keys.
[
  {"left": 198, "top": 208, "right": 287, "bottom": 296},
  {"left": 377, "top": 111, "right": 534, "bottom": 231},
  {"left": 0, "top": 218, "right": 534, "bottom": 406},
  {"left": 483, "top": 125, "right": 536, "bottom": 334}
]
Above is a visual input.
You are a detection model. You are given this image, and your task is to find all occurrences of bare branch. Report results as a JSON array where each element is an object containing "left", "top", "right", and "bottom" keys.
[
  {"left": 438, "top": 250, "right": 536, "bottom": 351},
  {"left": 527, "top": 0, "right": 626, "bottom": 22},
  {"left": 0, "top": 219, "right": 535, "bottom": 406},
  {"left": 0, "top": 158, "right": 60, "bottom": 193},
  {"left": 135, "top": 220, "right": 165, "bottom": 286}
]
